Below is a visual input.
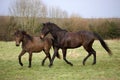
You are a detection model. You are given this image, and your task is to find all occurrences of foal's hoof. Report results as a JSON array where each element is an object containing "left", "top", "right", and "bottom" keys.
[
  {"left": 41, "top": 61, "right": 45, "bottom": 66},
  {"left": 19, "top": 63, "right": 23, "bottom": 66},
  {"left": 41, "top": 63, "right": 44, "bottom": 66}
]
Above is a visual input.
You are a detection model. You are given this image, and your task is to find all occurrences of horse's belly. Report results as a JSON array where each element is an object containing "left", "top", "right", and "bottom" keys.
[
  {"left": 62, "top": 41, "right": 82, "bottom": 48},
  {"left": 68, "top": 44, "right": 82, "bottom": 48}
]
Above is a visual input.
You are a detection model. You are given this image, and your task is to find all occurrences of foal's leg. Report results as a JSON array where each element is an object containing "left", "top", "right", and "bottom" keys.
[
  {"left": 62, "top": 49, "right": 73, "bottom": 66},
  {"left": 42, "top": 50, "right": 51, "bottom": 66},
  {"left": 28, "top": 52, "right": 32, "bottom": 68},
  {"left": 49, "top": 47, "right": 59, "bottom": 67},
  {"left": 41, "top": 56, "right": 47, "bottom": 66},
  {"left": 18, "top": 50, "right": 26, "bottom": 66}
]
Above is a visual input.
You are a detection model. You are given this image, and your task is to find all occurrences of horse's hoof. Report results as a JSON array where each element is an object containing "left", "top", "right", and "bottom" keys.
[
  {"left": 28, "top": 66, "right": 31, "bottom": 68},
  {"left": 83, "top": 63, "right": 85, "bottom": 66},
  {"left": 92, "top": 62, "right": 96, "bottom": 65},
  {"left": 49, "top": 64, "right": 53, "bottom": 68},
  {"left": 69, "top": 63, "right": 73, "bottom": 66}
]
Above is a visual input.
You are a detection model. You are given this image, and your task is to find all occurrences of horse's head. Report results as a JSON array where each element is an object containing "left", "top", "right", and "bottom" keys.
[
  {"left": 14, "top": 30, "right": 26, "bottom": 46},
  {"left": 40, "top": 22, "right": 51, "bottom": 39}
]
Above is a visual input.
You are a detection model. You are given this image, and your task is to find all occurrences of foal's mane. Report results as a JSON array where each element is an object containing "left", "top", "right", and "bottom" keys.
[
  {"left": 14, "top": 30, "right": 33, "bottom": 43},
  {"left": 20, "top": 30, "right": 33, "bottom": 42},
  {"left": 24, "top": 33, "right": 33, "bottom": 41}
]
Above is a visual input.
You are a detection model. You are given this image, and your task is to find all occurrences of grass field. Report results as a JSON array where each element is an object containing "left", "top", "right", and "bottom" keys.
[{"left": 0, "top": 40, "right": 120, "bottom": 80}]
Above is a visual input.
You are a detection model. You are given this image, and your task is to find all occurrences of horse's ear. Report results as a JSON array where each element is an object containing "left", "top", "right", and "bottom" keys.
[
  {"left": 48, "top": 22, "right": 51, "bottom": 24},
  {"left": 22, "top": 30, "right": 26, "bottom": 35},
  {"left": 42, "top": 23, "right": 45, "bottom": 26},
  {"left": 14, "top": 29, "right": 19, "bottom": 35}
]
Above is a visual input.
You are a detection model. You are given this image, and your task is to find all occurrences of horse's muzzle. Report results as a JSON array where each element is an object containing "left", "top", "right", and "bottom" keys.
[{"left": 40, "top": 34, "right": 44, "bottom": 39}]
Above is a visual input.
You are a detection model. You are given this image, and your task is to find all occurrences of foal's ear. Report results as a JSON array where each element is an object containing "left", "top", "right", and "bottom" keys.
[
  {"left": 22, "top": 30, "right": 26, "bottom": 35},
  {"left": 15, "top": 29, "right": 20, "bottom": 32}
]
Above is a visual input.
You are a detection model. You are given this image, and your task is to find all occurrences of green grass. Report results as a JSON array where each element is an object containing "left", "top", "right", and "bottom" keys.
[{"left": 0, "top": 40, "right": 120, "bottom": 80}]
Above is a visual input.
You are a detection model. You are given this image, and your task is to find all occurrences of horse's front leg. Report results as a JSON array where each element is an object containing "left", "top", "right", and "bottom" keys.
[
  {"left": 18, "top": 50, "right": 26, "bottom": 66},
  {"left": 49, "top": 47, "right": 59, "bottom": 67},
  {"left": 28, "top": 52, "right": 32, "bottom": 68},
  {"left": 62, "top": 49, "right": 73, "bottom": 66}
]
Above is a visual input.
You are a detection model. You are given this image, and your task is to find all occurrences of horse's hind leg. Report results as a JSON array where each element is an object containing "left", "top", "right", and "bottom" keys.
[
  {"left": 91, "top": 49, "right": 96, "bottom": 65},
  {"left": 18, "top": 50, "right": 26, "bottom": 66},
  {"left": 83, "top": 40, "right": 96, "bottom": 65},
  {"left": 62, "top": 49, "right": 73, "bottom": 66},
  {"left": 83, "top": 48, "right": 96, "bottom": 65},
  {"left": 83, "top": 52, "right": 92, "bottom": 65}
]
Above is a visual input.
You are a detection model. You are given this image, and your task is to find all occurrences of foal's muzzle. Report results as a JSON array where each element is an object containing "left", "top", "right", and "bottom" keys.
[
  {"left": 16, "top": 42, "right": 20, "bottom": 46},
  {"left": 16, "top": 44, "right": 20, "bottom": 46}
]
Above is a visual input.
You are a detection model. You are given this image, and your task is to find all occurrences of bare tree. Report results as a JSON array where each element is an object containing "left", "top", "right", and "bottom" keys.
[
  {"left": 9, "top": 0, "right": 47, "bottom": 33},
  {"left": 47, "top": 6, "right": 68, "bottom": 18}
]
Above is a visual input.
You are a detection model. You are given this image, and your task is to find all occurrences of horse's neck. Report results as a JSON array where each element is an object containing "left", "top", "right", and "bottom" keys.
[
  {"left": 51, "top": 30, "right": 67, "bottom": 42},
  {"left": 49, "top": 25, "right": 67, "bottom": 41}
]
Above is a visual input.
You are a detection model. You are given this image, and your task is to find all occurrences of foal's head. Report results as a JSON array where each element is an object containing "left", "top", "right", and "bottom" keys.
[{"left": 14, "top": 30, "right": 26, "bottom": 46}]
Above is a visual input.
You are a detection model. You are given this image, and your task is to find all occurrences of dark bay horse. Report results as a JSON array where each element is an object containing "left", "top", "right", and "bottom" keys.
[
  {"left": 40, "top": 22, "right": 112, "bottom": 67},
  {"left": 14, "top": 30, "right": 60, "bottom": 68}
]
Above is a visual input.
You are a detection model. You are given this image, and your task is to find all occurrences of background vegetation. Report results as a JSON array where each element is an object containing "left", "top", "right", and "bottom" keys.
[
  {"left": 0, "top": 0, "right": 120, "bottom": 41},
  {"left": 0, "top": 16, "right": 120, "bottom": 41}
]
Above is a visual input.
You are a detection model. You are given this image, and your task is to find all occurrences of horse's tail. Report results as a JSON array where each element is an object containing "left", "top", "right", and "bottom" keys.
[
  {"left": 51, "top": 39, "right": 61, "bottom": 59},
  {"left": 93, "top": 32, "right": 112, "bottom": 56}
]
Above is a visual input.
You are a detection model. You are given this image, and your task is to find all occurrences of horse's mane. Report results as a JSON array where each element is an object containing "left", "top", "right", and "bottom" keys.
[{"left": 46, "top": 22, "right": 67, "bottom": 32}]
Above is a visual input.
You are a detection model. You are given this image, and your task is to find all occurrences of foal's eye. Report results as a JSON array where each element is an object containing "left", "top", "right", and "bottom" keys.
[{"left": 16, "top": 35, "right": 20, "bottom": 37}]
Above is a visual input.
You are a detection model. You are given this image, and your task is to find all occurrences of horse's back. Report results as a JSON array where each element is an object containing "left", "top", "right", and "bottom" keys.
[
  {"left": 65, "top": 31, "right": 95, "bottom": 42},
  {"left": 61, "top": 31, "right": 95, "bottom": 48},
  {"left": 61, "top": 32, "right": 83, "bottom": 48},
  {"left": 77, "top": 31, "right": 95, "bottom": 39}
]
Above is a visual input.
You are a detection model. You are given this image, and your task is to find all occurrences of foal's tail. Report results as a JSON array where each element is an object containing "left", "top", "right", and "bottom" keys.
[{"left": 93, "top": 32, "right": 112, "bottom": 56}]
